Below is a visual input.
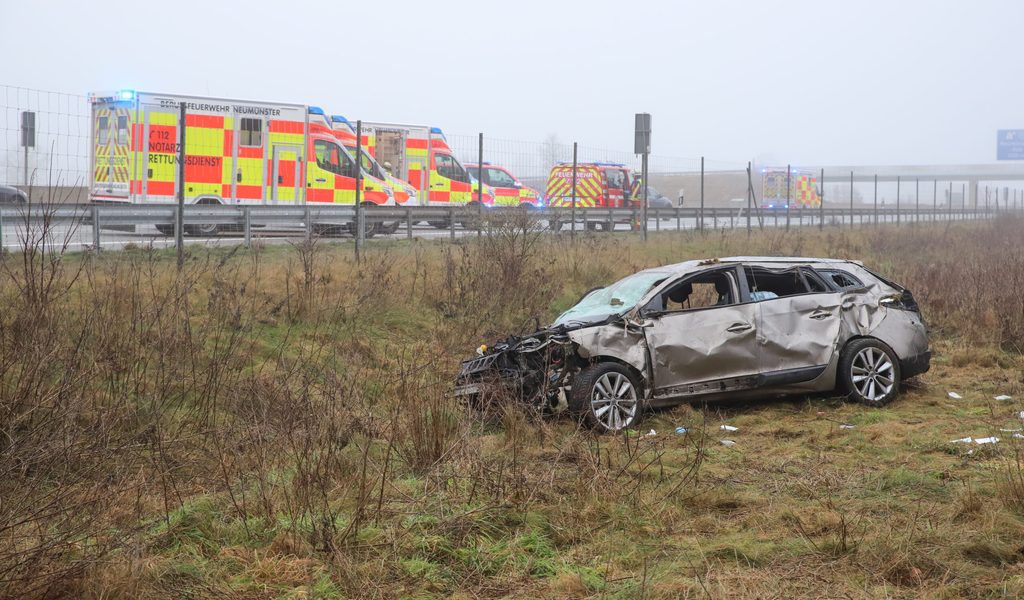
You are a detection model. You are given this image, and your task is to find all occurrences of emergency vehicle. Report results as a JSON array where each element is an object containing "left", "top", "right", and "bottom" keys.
[
  {"left": 544, "top": 162, "right": 638, "bottom": 230},
  {"left": 358, "top": 122, "right": 494, "bottom": 226},
  {"left": 464, "top": 163, "right": 542, "bottom": 208},
  {"left": 89, "top": 90, "right": 393, "bottom": 235},
  {"left": 761, "top": 167, "right": 821, "bottom": 209},
  {"left": 327, "top": 115, "right": 418, "bottom": 207}
]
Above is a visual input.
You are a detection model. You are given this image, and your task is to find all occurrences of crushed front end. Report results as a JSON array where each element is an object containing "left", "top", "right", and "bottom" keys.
[{"left": 454, "top": 328, "right": 579, "bottom": 413}]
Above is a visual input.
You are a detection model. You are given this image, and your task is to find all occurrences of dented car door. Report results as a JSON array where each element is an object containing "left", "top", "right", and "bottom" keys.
[
  {"left": 641, "top": 269, "right": 761, "bottom": 397},
  {"left": 750, "top": 267, "right": 844, "bottom": 378}
]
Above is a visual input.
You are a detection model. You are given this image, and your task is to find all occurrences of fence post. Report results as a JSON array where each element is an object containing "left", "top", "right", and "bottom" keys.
[
  {"left": 676, "top": 207, "right": 681, "bottom": 232},
  {"left": 785, "top": 163, "right": 791, "bottom": 230},
  {"left": 699, "top": 156, "right": 704, "bottom": 232},
  {"left": 873, "top": 174, "right": 878, "bottom": 226},
  {"left": 746, "top": 162, "right": 752, "bottom": 235},
  {"left": 243, "top": 207, "right": 251, "bottom": 248},
  {"left": 849, "top": 171, "right": 854, "bottom": 228},
  {"left": 92, "top": 205, "right": 102, "bottom": 251},
  {"left": 571, "top": 142, "right": 577, "bottom": 240},
  {"left": 406, "top": 206, "right": 413, "bottom": 240},
  {"left": 948, "top": 182, "right": 953, "bottom": 221},
  {"left": 354, "top": 120, "right": 364, "bottom": 261},
  {"left": 0, "top": 204, "right": 5, "bottom": 252},
  {"left": 915, "top": 178, "right": 919, "bottom": 224},
  {"left": 818, "top": 168, "right": 824, "bottom": 230},
  {"left": 449, "top": 206, "right": 455, "bottom": 241},
  {"left": 176, "top": 102, "right": 186, "bottom": 269},
  {"left": 895, "top": 176, "right": 900, "bottom": 227},
  {"left": 304, "top": 205, "right": 311, "bottom": 242}
]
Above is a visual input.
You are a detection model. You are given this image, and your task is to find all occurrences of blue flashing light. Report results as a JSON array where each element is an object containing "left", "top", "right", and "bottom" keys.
[
  {"left": 331, "top": 114, "right": 350, "bottom": 124},
  {"left": 119, "top": 90, "right": 135, "bottom": 101},
  {"left": 429, "top": 126, "right": 444, "bottom": 134},
  {"left": 308, "top": 106, "right": 325, "bottom": 115}
]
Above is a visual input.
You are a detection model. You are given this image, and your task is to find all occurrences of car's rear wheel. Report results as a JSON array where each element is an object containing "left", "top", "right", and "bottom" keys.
[
  {"left": 569, "top": 362, "right": 642, "bottom": 432},
  {"left": 839, "top": 338, "right": 901, "bottom": 407}
]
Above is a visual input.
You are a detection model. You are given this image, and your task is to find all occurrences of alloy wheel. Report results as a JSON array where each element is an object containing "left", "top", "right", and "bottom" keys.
[{"left": 591, "top": 371, "right": 638, "bottom": 431}]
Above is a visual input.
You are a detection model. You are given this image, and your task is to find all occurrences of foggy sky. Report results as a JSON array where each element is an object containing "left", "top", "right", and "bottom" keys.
[{"left": 2, "top": 0, "right": 1021, "bottom": 167}]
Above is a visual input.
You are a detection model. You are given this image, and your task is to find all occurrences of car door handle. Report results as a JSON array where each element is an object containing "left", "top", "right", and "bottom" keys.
[
  {"left": 726, "top": 322, "right": 753, "bottom": 333},
  {"left": 809, "top": 310, "right": 832, "bottom": 320}
]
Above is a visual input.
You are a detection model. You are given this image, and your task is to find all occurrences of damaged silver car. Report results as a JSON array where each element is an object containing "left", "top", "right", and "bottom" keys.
[{"left": 454, "top": 257, "right": 930, "bottom": 433}]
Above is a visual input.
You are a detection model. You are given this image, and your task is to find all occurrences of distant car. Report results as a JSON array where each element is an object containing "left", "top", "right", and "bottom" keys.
[
  {"left": 0, "top": 184, "right": 28, "bottom": 204},
  {"left": 455, "top": 256, "right": 930, "bottom": 432}
]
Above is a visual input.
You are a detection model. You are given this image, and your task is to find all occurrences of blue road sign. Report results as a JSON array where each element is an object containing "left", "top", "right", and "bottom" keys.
[{"left": 997, "top": 130, "right": 1024, "bottom": 160}]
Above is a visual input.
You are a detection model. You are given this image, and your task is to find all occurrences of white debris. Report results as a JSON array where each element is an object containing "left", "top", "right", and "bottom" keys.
[
  {"left": 1015, "top": 433, "right": 1024, "bottom": 440},
  {"left": 994, "top": 395, "right": 1013, "bottom": 402},
  {"left": 947, "top": 391, "right": 963, "bottom": 400},
  {"left": 840, "top": 424, "right": 855, "bottom": 430},
  {"left": 999, "top": 428, "right": 1022, "bottom": 433},
  {"left": 720, "top": 425, "right": 739, "bottom": 432},
  {"left": 674, "top": 426, "right": 688, "bottom": 434},
  {"left": 645, "top": 429, "right": 657, "bottom": 437},
  {"left": 949, "top": 436, "right": 1000, "bottom": 445},
  {"left": 720, "top": 440, "right": 737, "bottom": 447},
  {"left": 1019, "top": 411, "right": 1024, "bottom": 420}
]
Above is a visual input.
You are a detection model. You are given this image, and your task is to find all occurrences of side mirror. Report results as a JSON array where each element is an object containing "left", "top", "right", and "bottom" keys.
[{"left": 513, "top": 181, "right": 522, "bottom": 189}]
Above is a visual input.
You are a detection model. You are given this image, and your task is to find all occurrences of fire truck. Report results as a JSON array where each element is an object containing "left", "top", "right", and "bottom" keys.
[
  {"left": 545, "top": 162, "right": 638, "bottom": 231},
  {"left": 358, "top": 121, "right": 494, "bottom": 227},
  {"left": 761, "top": 167, "right": 821, "bottom": 209},
  {"left": 464, "top": 163, "right": 542, "bottom": 208},
  {"left": 89, "top": 90, "right": 394, "bottom": 235}
]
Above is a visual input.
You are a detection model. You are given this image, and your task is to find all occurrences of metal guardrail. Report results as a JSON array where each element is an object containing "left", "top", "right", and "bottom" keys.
[{"left": 0, "top": 203, "right": 1018, "bottom": 252}]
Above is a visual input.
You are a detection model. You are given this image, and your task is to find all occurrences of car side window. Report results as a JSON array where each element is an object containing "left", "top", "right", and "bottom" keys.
[
  {"left": 816, "top": 268, "right": 864, "bottom": 290},
  {"left": 486, "top": 167, "right": 516, "bottom": 187},
  {"left": 648, "top": 270, "right": 736, "bottom": 314},
  {"left": 745, "top": 267, "right": 814, "bottom": 301}
]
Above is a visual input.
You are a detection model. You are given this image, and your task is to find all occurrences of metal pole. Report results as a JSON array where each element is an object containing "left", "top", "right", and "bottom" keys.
[
  {"left": 915, "top": 178, "right": 919, "bottom": 224},
  {"left": 785, "top": 163, "right": 791, "bottom": 230},
  {"left": 933, "top": 180, "right": 937, "bottom": 222},
  {"left": 873, "top": 174, "right": 878, "bottom": 226},
  {"left": 948, "top": 181, "right": 953, "bottom": 221},
  {"left": 93, "top": 205, "right": 102, "bottom": 250},
  {"left": 476, "top": 133, "right": 484, "bottom": 238},
  {"left": 746, "top": 162, "right": 752, "bottom": 235},
  {"left": 849, "top": 171, "right": 854, "bottom": 228},
  {"left": 699, "top": 156, "right": 705, "bottom": 232},
  {"left": 476, "top": 133, "right": 483, "bottom": 205},
  {"left": 962, "top": 183, "right": 967, "bottom": 220},
  {"left": 896, "top": 176, "right": 901, "bottom": 227},
  {"left": 244, "top": 207, "right": 251, "bottom": 248},
  {"left": 23, "top": 147, "right": 28, "bottom": 188},
  {"left": 354, "top": 120, "right": 363, "bottom": 261},
  {"left": 176, "top": 102, "right": 186, "bottom": 269},
  {"left": 571, "top": 142, "right": 577, "bottom": 239},
  {"left": 641, "top": 152, "right": 649, "bottom": 241},
  {"left": 818, "top": 168, "right": 824, "bottom": 230}
]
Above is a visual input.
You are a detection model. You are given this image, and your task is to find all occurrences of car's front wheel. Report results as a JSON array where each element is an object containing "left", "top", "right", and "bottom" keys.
[
  {"left": 839, "top": 338, "right": 901, "bottom": 407},
  {"left": 569, "top": 362, "right": 642, "bottom": 432}
]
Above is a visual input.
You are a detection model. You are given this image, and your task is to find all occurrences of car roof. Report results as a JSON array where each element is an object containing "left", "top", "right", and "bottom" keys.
[{"left": 634, "top": 257, "right": 863, "bottom": 279}]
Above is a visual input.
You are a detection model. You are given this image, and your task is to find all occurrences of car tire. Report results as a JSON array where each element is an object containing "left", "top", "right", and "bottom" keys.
[
  {"left": 155, "top": 224, "right": 175, "bottom": 236},
  {"left": 838, "top": 338, "right": 901, "bottom": 407},
  {"left": 569, "top": 362, "right": 643, "bottom": 433}
]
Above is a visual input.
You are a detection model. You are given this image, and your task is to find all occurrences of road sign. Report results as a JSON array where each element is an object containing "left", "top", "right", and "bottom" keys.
[
  {"left": 21, "top": 111, "right": 35, "bottom": 148},
  {"left": 997, "top": 130, "right": 1024, "bottom": 160},
  {"left": 634, "top": 113, "right": 651, "bottom": 154}
]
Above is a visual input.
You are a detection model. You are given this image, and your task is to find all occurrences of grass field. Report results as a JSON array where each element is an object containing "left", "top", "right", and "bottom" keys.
[{"left": 2, "top": 217, "right": 1024, "bottom": 599}]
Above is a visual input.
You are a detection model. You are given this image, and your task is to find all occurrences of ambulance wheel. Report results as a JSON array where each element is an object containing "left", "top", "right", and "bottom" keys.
[
  {"left": 548, "top": 219, "right": 563, "bottom": 232},
  {"left": 519, "top": 202, "right": 537, "bottom": 211},
  {"left": 380, "top": 222, "right": 401, "bottom": 234},
  {"left": 313, "top": 224, "right": 344, "bottom": 237},
  {"left": 586, "top": 222, "right": 601, "bottom": 232},
  {"left": 185, "top": 223, "right": 219, "bottom": 236},
  {"left": 155, "top": 224, "right": 175, "bottom": 236},
  {"left": 429, "top": 220, "right": 450, "bottom": 229}
]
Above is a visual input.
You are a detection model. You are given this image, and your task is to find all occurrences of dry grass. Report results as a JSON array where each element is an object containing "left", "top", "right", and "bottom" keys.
[{"left": 2, "top": 213, "right": 1024, "bottom": 598}]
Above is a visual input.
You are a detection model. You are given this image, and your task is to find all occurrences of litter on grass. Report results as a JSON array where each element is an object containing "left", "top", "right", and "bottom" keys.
[
  {"left": 840, "top": 424, "right": 856, "bottom": 430},
  {"left": 948, "top": 391, "right": 963, "bottom": 400},
  {"left": 995, "top": 395, "right": 1013, "bottom": 402},
  {"left": 720, "top": 440, "right": 737, "bottom": 447},
  {"left": 720, "top": 425, "right": 739, "bottom": 432},
  {"left": 950, "top": 437, "right": 1000, "bottom": 445},
  {"left": 674, "top": 427, "right": 688, "bottom": 434},
  {"left": 645, "top": 429, "right": 657, "bottom": 437}
]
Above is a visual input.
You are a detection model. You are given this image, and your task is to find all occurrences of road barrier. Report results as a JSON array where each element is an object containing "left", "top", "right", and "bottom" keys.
[{"left": 0, "top": 202, "right": 1019, "bottom": 255}]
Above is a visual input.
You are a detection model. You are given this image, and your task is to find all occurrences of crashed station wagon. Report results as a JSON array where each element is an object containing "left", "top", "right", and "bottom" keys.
[{"left": 455, "top": 257, "right": 930, "bottom": 432}]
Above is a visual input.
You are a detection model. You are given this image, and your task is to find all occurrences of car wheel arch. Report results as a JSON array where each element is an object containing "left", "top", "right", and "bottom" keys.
[{"left": 580, "top": 356, "right": 648, "bottom": 395}]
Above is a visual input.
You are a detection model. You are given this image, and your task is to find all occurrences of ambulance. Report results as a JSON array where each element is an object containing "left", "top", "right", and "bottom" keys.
[
  {"left": 544, "top": 162, "right": 639, "bottom": 231},
  {"left": 88, "top": 90, "right": 392, "bottom": 236},
  {"left": 358, "top": 121, "right": 494, "bottom": 227},
  {"left": 464, "top": 162, "right": 542, "bottom": 208},
  {"left": 326, "top": 115, "right": 418, "bottom": 207},
  {"left": 761, "top": 167, "right": 821, "bottom": 209}
]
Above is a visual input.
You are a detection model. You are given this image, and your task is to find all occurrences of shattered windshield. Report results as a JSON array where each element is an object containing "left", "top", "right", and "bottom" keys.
[{"left": 554, "top": 271, "right": 668, "bottom": 326}]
